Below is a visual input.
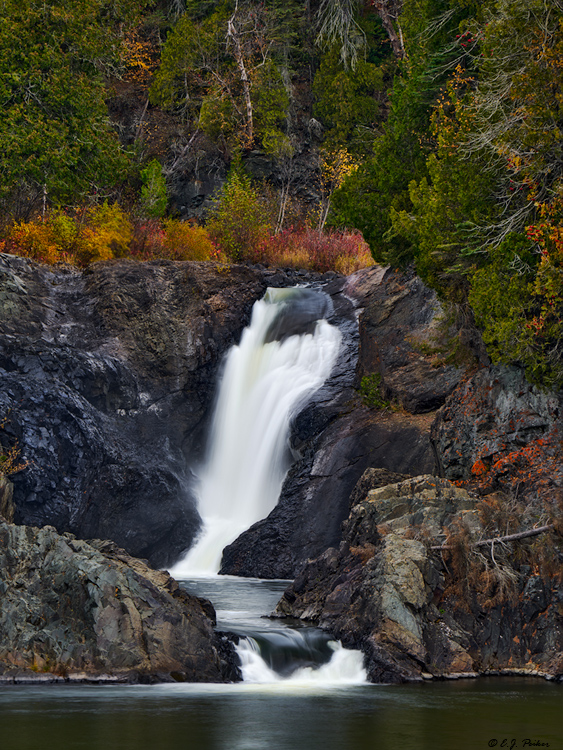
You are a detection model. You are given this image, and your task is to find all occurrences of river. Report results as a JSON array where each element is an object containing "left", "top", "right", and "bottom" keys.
[{"left": 0, "top": 575, "right": 560, "bottom": 750}]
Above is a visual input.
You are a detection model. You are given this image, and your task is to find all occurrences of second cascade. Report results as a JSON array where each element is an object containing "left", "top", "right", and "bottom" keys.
[{"left": 171, "top": 286, "right": 342, "bottom": 577}]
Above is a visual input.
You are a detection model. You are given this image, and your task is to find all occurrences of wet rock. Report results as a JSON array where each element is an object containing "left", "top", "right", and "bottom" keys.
[
  {"left": 0, "top": 519, "right": 239, "bottom": 682},
  {"left": 0, "top": 253, "right": 308, "bottom": 566},
  {"left": 274, "top": 475, "right": 563, "bottom": 683}
]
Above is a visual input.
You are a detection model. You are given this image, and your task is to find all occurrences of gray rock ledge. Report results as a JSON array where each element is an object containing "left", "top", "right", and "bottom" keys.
[{"left": 0, "top": 518, "right": 239, "bottom": 683}]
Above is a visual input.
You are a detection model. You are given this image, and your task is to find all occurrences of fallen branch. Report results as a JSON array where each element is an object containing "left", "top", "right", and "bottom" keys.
[{"left": 430, "top": 524, "right": 555, "bottom": 551}]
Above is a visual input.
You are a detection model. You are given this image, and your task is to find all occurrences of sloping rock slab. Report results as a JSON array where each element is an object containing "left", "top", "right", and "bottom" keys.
[{"left": 0, "top": 520, "right": 239, "bottom": 683}]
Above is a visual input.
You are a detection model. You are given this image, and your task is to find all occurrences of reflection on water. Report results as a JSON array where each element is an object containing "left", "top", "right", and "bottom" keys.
[{"left": 0, "top": 679, "right": 561, "bottom": 750}]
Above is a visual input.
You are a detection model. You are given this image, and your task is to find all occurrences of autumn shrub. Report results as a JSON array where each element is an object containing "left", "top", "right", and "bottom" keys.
[
  {"left": 6, "top": 203, "right": 134, "bottom": 266},
  {"left": 256, "top": 227, "right": 373, "bottom": 273},
  {"left": 257, "top": 229, "right": 310, "bottom": 269},
  {"left": 76, "top": 203, "right": 133, "bottom": 265},
  {"left": 128, "top": 219, "right": 167, "bottom": 260},
  {"left": 161, "top": 219, "right": 220, "bottom": 261},
  {"left": 3, "top": 191, "right": 371, "bottom": 274},
  {"left": 4, "top": 205, "right": 221, "bottom": 266},
  {"left": 0, "top": 444, "right": 27, "bottom": 478},
  {"left": 7, "top": 211, "right": 78, "bottom": 264},
  {"left": 206, "top": 170, "right": 272, "bottom": 261}
]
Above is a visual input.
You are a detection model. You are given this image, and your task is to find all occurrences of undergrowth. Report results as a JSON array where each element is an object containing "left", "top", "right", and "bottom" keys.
[
  {"left": 1, "top": 204, "right": 374, "bottom": 275},
  {"left": 358, "top": 373, "right": 391, "bottom": 410}
]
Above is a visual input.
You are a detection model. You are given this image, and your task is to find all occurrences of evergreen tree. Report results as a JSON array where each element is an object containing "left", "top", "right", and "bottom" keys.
[{"left": 0, "top": 0, "right": 150, "bottom": 216}]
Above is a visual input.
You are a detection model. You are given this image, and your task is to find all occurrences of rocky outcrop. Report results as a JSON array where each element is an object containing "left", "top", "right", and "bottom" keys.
[
  {"left": 0, "top": 253, "right": 313, "bottom": 566},
  {"left": 351, "top": 266, "right": 482, "bottom": 412},
  {"left": 274, "top": 476, "right": 563, "bottom": 683},
  {"left": 220, "top": 266, "right": 475, "bottom": 578},
  {"left": 0, "top": 517, "right": 239, "bottom": 683},
  {"left": 431, "top": 365, "right": 563, "bottom": 507}
]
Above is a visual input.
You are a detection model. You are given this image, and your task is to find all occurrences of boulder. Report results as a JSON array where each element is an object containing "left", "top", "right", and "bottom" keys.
[
  {"left": 0, "top": 518, "right": 239, "bottom": 683},
  {"left": 275, "top": 475, "right": 563, "bottom": 683}
]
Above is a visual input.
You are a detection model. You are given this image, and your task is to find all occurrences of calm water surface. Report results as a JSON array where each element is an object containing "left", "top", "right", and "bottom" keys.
[{"left": 1, "top": 577, "right": 560, "bottom": 750}]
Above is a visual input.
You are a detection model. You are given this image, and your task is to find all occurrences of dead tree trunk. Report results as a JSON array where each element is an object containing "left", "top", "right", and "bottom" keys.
[
  {"left": 373, "top": 0, "right": 405, "bottom": 59},
  {"left": 227, "top": 13, "right": 253, "bottom": 146}
]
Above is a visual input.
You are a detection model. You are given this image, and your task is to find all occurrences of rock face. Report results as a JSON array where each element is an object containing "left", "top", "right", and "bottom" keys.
[
  {"left": 275, "top": 476, "right": 563, "bottom": 683},
  {"left": 0, "top": 516, "right": 239, "bottom": 683},
  {"left": 3, "top": 254, "right": 462, "bottom": 577},
  {"left": 220, "top": 266, "right": 473, "bottom": 578},
  {"left": 0, "top": 253, "right": 311, "bottom": 567},
  {"left": 352, "top": 266, "right": 483, "bottom": 412},
  {"left": 431, "top": 365, "right": 563, "bottom": 506}
]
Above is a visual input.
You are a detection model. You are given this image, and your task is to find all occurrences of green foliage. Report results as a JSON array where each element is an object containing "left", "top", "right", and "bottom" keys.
[
  {"left": 313, "top": 45, "right": 385, "bottom": 154},
  {"left": 140, "top": 160, "right": 168, "bottom": 218},
  {"left": 206, "top": 168, "right": 272, "bottom": 260},
  {"left": 151, "top": 0, "right": 296, "bottom": 150},
  {"left": 468, "top": 237, "right": 536, "bottom": 372},
  {"left": 388, "top": 0, "right": 563, "bottom": 384},
  {"left": 329, "top": 0, "right": 473, "bottom": 264},
  {"left": 149, "top": 10, "right": 215, "bottom": 119},
  {"left": 358, "top": 373, "right": 390, "bottom": 410},
  {"left": 329, "top": 129, "right": 424, "bottom": 263},
  {"left": 252, "top": 60, "right": 290, "bottom": 155},
  {"left": 0, "top": 0, "right": 150, "bottom": 216}
]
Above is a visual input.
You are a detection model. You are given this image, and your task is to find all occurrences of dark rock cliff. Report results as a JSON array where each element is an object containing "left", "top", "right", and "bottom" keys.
[
  {"left": 0, "top": 253, "right": 299, "bottom": 566},
  {"left": 2, "top": 253, "right": 562, "bottom": 684}
]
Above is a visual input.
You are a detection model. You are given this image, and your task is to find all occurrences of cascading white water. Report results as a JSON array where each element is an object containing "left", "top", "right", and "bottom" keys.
[
  {"left": 236, "top": 638, "right": 367, "bottom": 685},
  {"left": 170, "top": 287, "right": 342, "bottom": 577}
]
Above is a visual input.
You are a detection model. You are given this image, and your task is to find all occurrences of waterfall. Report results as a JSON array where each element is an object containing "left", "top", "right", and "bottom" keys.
[
  {"left": 170, "top": 287, "right": 342, "bottom": 577},
  {"left": 236, "top": 638, "right": 367, "bottom": 685}
]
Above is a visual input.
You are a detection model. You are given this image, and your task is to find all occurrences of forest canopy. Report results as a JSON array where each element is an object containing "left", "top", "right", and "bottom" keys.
[{"left": 1, "top": 0, "right": 563, "bottom": 387}]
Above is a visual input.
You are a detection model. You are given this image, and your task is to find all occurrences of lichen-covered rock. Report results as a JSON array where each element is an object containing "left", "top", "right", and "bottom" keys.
[
  {"left": 275, "top": 476, "right": 563, "bottom": 683},
  {"left": 0, "top": 519, "right": 239, "bottom": 683}
]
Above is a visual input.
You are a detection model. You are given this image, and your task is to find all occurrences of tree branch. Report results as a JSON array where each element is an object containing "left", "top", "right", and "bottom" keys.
[{"left": 430, "top": 523, "right": 555, "bottom": 551}]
